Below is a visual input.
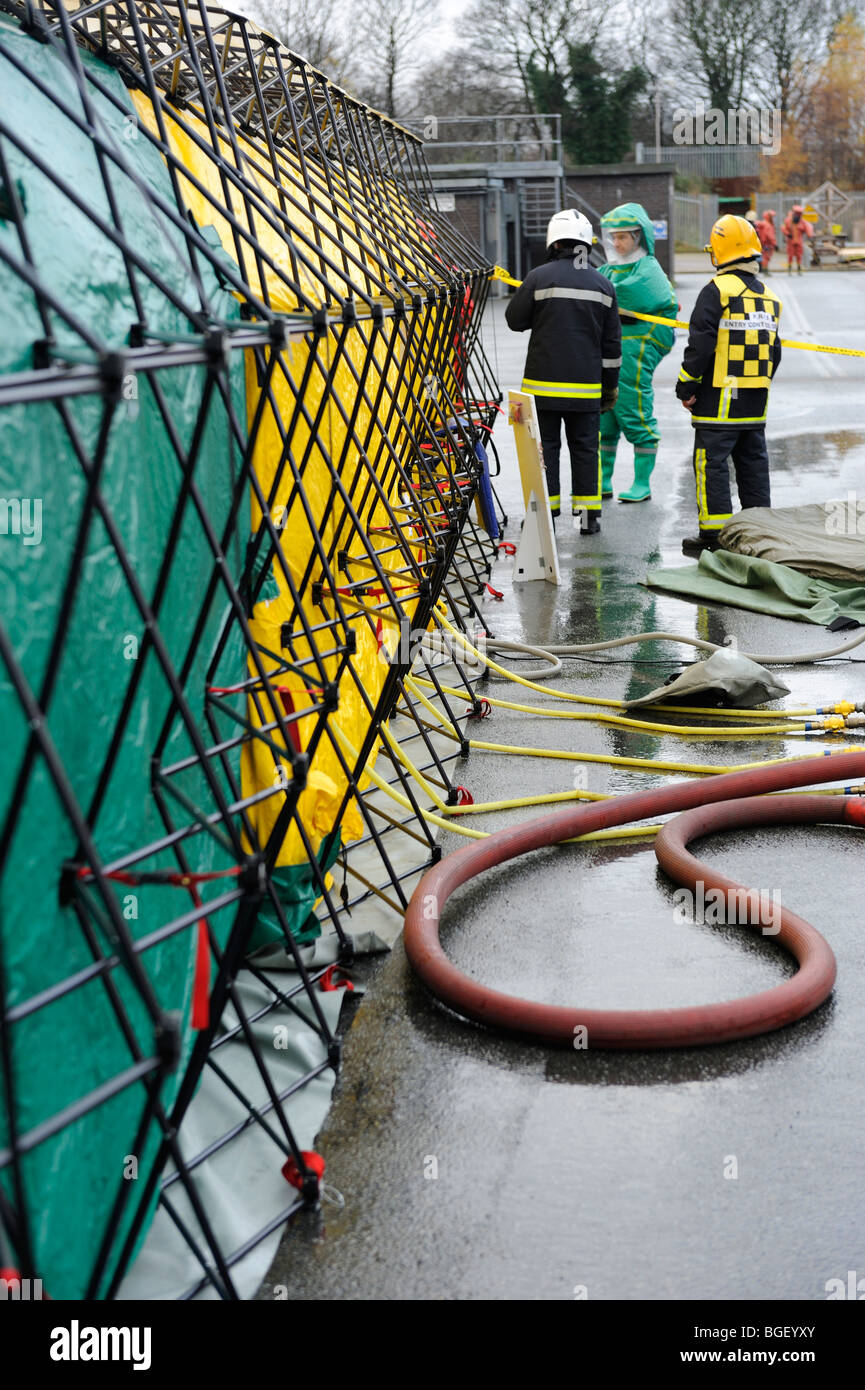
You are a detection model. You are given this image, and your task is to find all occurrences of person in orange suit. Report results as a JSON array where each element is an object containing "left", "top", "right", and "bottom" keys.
[
  {"left": 781, "top": 204, "right": 814, "bottom": 274},
  {"left": 755, "top": 209, "right": 777, "bottom": 274}
]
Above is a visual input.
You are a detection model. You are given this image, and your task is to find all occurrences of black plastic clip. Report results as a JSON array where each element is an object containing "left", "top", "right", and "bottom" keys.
[
  {"left": 100, "top": 350, "right": 127, "bottom": 402},
  {"left": 155, "top": 1010, "right": 183, "bottom": 1070}
]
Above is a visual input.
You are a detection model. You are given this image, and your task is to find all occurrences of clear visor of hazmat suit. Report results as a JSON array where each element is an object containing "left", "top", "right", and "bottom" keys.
[{"left": 602, "top": 225, "right": 647, "bottom": 265}]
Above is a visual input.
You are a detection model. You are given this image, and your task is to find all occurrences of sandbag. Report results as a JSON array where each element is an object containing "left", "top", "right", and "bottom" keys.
[
  {"left": 721, "top": 503, "right": 865, "bottom": 585},
  {"left": 625, "top": 649, "right": 790, "bottom": 708}
]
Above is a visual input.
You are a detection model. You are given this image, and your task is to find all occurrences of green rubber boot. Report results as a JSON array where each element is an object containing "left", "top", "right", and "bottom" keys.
[
  {"left": 618, "top": 448, "right": 656, "bottom": 503},
  {"left": 600, "top": 447, "right": 616, "bottom": 499}
]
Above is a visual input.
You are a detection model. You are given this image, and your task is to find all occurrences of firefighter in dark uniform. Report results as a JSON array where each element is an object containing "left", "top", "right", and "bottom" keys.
[
  {"left": 505, "top": 209, "right": 621, "bottom": 534},
  {"left": 675, "top": 214, "right": 782, "bottom": 555}
]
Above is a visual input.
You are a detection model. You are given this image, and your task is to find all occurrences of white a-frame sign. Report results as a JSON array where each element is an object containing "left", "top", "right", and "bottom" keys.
[{"left": 508, "top": 389, "right": 561, "bottom": 585}]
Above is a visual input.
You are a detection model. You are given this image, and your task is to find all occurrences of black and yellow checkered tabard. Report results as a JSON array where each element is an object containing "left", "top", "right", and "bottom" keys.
[{"left": 711, "top": 272, "right": 781, "bottom": 389}]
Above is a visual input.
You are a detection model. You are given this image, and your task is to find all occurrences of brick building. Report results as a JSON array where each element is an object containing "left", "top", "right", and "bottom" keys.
[{"left": 417, "top": 117, "right": 676, "bottom": 285}]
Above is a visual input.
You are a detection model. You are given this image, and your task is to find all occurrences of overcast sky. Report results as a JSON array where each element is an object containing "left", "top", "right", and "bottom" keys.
[{"left": 239, "top": 0, "right": 463, "bottom": 63}]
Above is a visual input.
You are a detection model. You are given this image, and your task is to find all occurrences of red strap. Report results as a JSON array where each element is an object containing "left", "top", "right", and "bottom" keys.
[
  {"left": 334, "top": 582, "right": 418, "bottom": 599},
  {"left": 466, "top": 699, "right": 491, "bottom": 720},
  {"left": 498, "top": 541, "right": 516, "bottom": 556},
  {"left": 485, "top": 582, "right": 504, "bottom": 600},
  {"left": 277, "top": 687, "right": 303, "bottom": 754},
  {"left": 319, "top": 964, "right": 354, "bottom": 992},
  {"left": 76, "top": 863, "right": 216, "bottom": 1031},
  {"left": 208, "top": 682, "right": 318, "bottom": 698},
  {"left": 455, "top": 786, "right": 474, "bottom": 805},
  {"left": 191, "top": 915, "right": 210, "bottom": 1031},
  {"left": 76, "top": 864, "right": 241, "bottom": 888}
]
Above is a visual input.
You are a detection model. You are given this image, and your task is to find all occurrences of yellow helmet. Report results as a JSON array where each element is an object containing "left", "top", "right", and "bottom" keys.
[{"left": 705, "top": 214, "right": 762, "bottom": 269}]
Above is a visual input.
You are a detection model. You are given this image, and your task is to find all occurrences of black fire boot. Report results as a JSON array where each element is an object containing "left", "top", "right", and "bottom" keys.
[
  {"left": 580, "top": 509, "right": 601, "bottom": 535},
  {"left": 681, "top": 529, "right": 721, "bottom": 557}
]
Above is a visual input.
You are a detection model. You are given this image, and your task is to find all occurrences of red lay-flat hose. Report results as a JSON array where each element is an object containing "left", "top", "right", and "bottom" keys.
[{"left": 404, "top": 752, "right": 865, "bottom": 1049}]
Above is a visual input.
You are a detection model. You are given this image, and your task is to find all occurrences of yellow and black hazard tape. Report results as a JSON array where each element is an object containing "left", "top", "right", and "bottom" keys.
[{"left": 490, "top": 266, "right": 865, "bottom": 360}]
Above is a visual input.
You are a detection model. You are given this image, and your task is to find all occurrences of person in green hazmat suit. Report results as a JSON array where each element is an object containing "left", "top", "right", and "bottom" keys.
[{"left": 598, "top": 203, "right": 678, "bottom": 502}]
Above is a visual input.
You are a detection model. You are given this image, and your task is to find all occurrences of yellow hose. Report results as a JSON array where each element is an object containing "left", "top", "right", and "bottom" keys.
[
  {"left": 429, "top": 611, "right": 842, "bottom": 732},
  {"left": 428, "top": 611, "right": 859, "bottom": 723},
  {"left": 654, "top": 702, "right": 817, "bottom": 719},
  {"left": 412, "top": 678, "right": 813, "bottom": 738},
  {"left": 431, "top": 610, "right": 632, "bottom": 707},
  {"left": 330, "top": 722, "right": 486, "bottom": 840},
  {"left": 344, "top": 606, "right": 862, "bottom": 842},
  {"left": 402, "top": 677, "right": 855, "bottom": 775},
  {"left": 334, "top": 722, "right": 667, "bottom": 844},
  {"left": 336, "top": 720, "right": 863, "bottom": 849},
  {"left": 459, "top": 736, "right": 847, "bottom": 775},
  {"left": 339, "top": 708, "right": 864, "bottom": 856}
]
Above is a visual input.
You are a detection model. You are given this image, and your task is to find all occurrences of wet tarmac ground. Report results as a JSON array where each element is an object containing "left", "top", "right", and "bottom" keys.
[{"left": 262, "top": 268, "right": 865, "bottom": 1301}]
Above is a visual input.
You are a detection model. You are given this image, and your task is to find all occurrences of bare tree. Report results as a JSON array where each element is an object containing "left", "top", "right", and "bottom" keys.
[
  {"left": 458, "top": 0, "right": 605, "bottom": 111},
  {"left": 751, "top": 0, "right": 852, "bottom": 119},
  {"left": 668, "top": 0, "right": 764, "bottom": 110},
  {"left": 247, "top": 0, "right": 353, "bottom": 80},
  {"left": 401, "top": 55, "right": 525, "bottom": 122},
  {"left": 352, "top": 0, "right": 441, "bottom": 116}
]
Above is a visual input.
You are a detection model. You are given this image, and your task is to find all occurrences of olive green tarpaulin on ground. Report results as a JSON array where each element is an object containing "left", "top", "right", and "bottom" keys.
[
  {"left": 644, "top": 549, "right": 865, "bottom": 626},
  {"left": 0, "top": 31, "right": 249, "bottom": 1298}
]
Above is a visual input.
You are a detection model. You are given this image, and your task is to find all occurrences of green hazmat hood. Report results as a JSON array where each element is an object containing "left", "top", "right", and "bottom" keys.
[
  {"left": 601, "top": 202, "right": 656, "bottom": 258},
  {"left": 597, "top": 201, "right": 677, "bottom": 340}
]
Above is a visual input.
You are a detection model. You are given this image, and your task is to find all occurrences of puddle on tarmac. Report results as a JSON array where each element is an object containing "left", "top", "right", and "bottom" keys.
[{"left": 769, "top": 429, "right": 865, "bottom": 476}]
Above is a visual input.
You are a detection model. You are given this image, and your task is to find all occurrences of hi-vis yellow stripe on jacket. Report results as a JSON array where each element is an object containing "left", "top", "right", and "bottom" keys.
[
  {"left": 505, "top": 248, "right": 622, "bottom": 411},
  {"left": 521, "top": 378, "right": 601, "bottom": 399},
  {"left": 675, "top": 267, "right": 782, "bottom": 428}
]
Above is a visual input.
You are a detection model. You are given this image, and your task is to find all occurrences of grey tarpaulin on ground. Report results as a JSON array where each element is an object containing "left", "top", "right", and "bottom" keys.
[
  {"left": 625, "top": 649, "right": 790, "bottom": 709},
  {"left": 720, "top": 503, "right": 865, "bottom": 585},
  {"left": 115, "top": 718, "right": 458, "bottom": 1298},
  {"left": 116, "top": 967, "right": 350, "bottom": 1301},
  {"left": 645, "top": 550, "right": 865, "bottom": 625}
]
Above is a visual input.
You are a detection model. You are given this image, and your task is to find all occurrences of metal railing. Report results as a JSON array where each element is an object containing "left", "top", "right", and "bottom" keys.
[
  {"left": 638, "top": 144, "right": 763, "bottom": 178},
  {"left": 520, "top": 180, "right": 561, "bottom": 237},
  {"left": 674, "top": 192, "right": 720, "bottom": 250},
  {"left": 402, "top": 113, "right": 563, "bottom": 169}
]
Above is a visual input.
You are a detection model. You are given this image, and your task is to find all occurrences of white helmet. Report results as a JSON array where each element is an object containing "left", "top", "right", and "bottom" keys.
[{"left": 546, "top": 208, "right": 593, "bottom": 249}]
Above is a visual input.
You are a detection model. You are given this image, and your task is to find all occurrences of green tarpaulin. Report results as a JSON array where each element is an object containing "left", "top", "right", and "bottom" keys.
[
  {"left": 644, "top": 550, "right": 865, "bottom": 626},
  {"left": 0, "top": 31, "right": 247, "bottom": 1297}
]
